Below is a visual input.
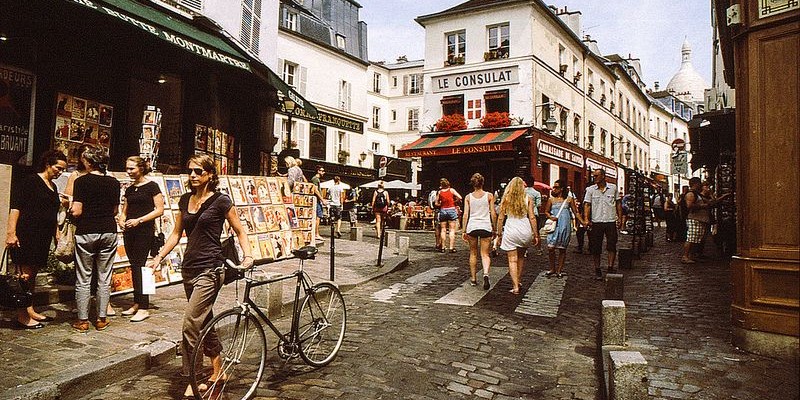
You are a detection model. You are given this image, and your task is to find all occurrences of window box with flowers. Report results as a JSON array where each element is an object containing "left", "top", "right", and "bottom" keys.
[
  {"left": 435, "top": 114, "right": 467, "bottom": 132},
  {"left": 480, "top": 112, "right": 511, "bottom": 128},
  {"left": 445, "top": 55, "right": 465, "bottom": 66}
]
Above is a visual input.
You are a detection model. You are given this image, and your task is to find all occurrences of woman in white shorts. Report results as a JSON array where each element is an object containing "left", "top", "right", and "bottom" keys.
[{"left": 496, "top": 177, "right": 539, "bottom": 294}]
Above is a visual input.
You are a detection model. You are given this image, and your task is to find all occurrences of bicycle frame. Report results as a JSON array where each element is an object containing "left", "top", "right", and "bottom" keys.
[{"left": 236, "top": 262, "right": 315, "bottom": 345}]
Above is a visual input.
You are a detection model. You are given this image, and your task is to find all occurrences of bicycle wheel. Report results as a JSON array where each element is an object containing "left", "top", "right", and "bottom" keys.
[
  {"left": 297, "top": 282, "right": 346, "bottom": 367},
  {"left": 191, "top": 307, "right": 266, "bottom": 400}
]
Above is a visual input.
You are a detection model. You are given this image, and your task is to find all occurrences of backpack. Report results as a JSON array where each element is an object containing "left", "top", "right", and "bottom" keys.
[{"left": 374, "top": 190, "right": 387, "bottom": 209}]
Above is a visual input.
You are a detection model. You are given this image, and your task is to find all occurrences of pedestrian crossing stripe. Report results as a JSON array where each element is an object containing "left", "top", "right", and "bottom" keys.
[
  {"left": 434, "top": 267, "right": 509, "bottom": 306},
  {"left": 514, "top": 272, "right": 567, "bottom": 318},
  {"left": 371, "top": 267, "right": 455, "bottom": 303}
]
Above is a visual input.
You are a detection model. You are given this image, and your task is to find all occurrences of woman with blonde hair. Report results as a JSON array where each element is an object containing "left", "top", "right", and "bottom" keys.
[
  {"left": 461, "top": 173, "right": 496, "bottom": 289},
  {"left": 118, "top": 156, "right": 164, "bottom": 322},
  {"left": 496, "top": 177, "right": 539, "bottom": 294}
]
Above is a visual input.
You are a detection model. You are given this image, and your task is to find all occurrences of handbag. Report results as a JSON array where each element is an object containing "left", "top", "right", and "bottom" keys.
[
  {"left": 539, "top": 198, "right": 569, "bottom": 235},
  {"left": 54, "top": 220, "right": 76, "bottom": 264},
  {"left": 0, "top": 247, "right": 33, "bottom": 309},
  {"left": 150, "top": 232, "right": 165, "bottom": 258},
  {"left": 220, "top": 235, "right": 244, "bottom": 285}
]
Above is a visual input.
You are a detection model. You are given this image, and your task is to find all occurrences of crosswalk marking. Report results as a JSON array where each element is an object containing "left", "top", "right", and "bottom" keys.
[
  {"left": 434, "top": 268, "right": 509, "bottom": 306},
  {"left": 371, "top": 267, "right": 455, "bottom": 303},
  {"left": 514, "top": 272, "right": 567, "bottom": 317}
]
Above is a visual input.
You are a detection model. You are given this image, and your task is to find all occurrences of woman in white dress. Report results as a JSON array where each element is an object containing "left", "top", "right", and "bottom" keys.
[{"left": 496, "top": 177, "right": 539, "bottom": 294}]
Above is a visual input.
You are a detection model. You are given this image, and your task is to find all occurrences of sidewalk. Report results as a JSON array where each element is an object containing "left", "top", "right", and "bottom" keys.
[{"left": 0, "top": 233, "right": 407, "bottom": 400}]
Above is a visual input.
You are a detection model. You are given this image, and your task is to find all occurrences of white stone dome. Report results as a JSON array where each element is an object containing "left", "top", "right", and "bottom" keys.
[{"left": 666, "top": 39, "right": 708, "bottom": 103}]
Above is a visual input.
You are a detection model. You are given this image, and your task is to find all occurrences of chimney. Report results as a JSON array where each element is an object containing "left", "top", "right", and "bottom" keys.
[
  {"left": 654, "top": 81, "right": 660, "bottom": 91},
  {"left": 396, "top": 55, "right": 408, "bottom": 63}
]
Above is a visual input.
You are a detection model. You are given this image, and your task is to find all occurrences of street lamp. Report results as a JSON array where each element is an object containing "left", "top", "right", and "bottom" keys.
[
  {"left": 359, "top": 151, "right": 367, "bottom": 166},
  {"left": 283, "top": 97, "right": 296, "bottom": 149},
  {"left": 624, "top": 146, "right": 632, "bottom": 166},
  {"left": 536, "top": 102, "right": 558, "bottom": 133}
]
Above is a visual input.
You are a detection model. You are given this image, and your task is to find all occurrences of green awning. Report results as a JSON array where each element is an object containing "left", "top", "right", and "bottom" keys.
[{"left": 65, "top": 0, "right": 317, "bottom": 115}]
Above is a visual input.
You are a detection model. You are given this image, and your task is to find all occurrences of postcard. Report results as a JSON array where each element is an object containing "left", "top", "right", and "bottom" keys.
[{"left": 227, "top": 177, "right": 248, "bottom": 206}]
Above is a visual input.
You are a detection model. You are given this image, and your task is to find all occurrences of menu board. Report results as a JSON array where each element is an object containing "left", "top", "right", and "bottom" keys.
[{"left": 109, "top": 174, "right": 315, "bottom": 295}]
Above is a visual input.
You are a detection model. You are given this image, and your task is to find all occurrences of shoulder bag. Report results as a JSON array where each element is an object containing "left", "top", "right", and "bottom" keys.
[
  {"left": 0, "top": 247, "right": 33, "bottom": 309},
  {"left": 540, "top": 198, "right": 568, "bottom": 235},
  {"left": 54, "top": 220, "right": 77, "bottom": 264}
]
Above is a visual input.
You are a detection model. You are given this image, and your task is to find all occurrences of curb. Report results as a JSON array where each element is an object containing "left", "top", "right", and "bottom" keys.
[{"left": 2, "top": 255, "right": 408, "bottom": 400}]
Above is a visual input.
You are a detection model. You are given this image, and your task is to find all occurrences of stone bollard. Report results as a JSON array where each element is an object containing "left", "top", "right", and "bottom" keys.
[
  {"left": 608, "top": 351, "right": 648, "bottom": 400},
  {"left": 618, "top": 248, "right": 634, "bottom": 269},
  {"left": 398, "top": 236, "right": 410, "bottom": 256},
  {"left": 602, "top": 300, "right": 626, "bottom": 346},
  {"left": 255, "top": 272, "right": 284, "bottom": 319},
  {"left": 386, "top": 230, "right": 398, "bottom": 248},
  {"left": 399, "top": 216, "right": 408, "bottom": 231},
  {"left": 605, "top": 273, "right": 624, "bottom": 300},
  {"left": 349, "top": 226, "right": 363, "bottom": 241}
]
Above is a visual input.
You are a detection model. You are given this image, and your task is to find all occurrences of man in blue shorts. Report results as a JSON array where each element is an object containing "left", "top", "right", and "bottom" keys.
[{"left": 583, "top": 169, "right": 623, "bottom": 280}]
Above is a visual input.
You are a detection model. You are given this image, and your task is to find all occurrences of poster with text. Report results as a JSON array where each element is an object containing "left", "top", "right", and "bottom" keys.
[{"left": 0, "top": 64, "right": 36, "bottom": 165}]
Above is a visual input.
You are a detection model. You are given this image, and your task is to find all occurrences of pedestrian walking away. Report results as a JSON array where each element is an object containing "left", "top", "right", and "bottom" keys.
[
  {"left": 496, "top": 177, "right": 539, "bottom": 294},
  {"left": 372, "top": 181, "right": 390, "bottom": 240},
  {"left": 147, "top": 154, "right": 254, "bottom": 400},
  {"left": 544, "top": 180, "right": 585, "bottom": 278},
  {"left": 583, "top": 169, "right": 623, "bottom": 280},
  {"left": 461, "top": 173, "right": 497, "bottom": 289},
  {"left": 523, "top": 175, "right": 543, "bottom": 256},
  {"left": 328, "top": 176, "right": 347, "bottom": 238},
  {"left": 435, "top": 178, "right": 462, "bottom": 253},
  {"left": 70, "top": 146, "right": 120, "bottom": 332},
  {"left": 5, "top": 149, "right": 67, "bottom": 329},
  {"left": 118, "top": 156, "right": 164, "bottom": 323}
]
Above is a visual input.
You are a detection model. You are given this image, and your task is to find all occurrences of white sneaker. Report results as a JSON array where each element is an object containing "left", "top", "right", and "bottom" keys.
[{"left": 130, "top": 309, "right": 150, "bottom": 322}]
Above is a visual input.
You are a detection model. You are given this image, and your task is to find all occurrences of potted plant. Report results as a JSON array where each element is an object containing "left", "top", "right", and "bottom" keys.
[
  {"left": 480, "top": 112, "right": 511, "bottom": 128},
  {"left": 435, "top": 114, "right": 467, "bottom": 132}
]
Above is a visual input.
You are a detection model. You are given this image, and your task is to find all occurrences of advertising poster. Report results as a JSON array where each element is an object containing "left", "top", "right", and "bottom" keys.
[{"left": 0, "top": 64, "right": 36, "bottom": 166}]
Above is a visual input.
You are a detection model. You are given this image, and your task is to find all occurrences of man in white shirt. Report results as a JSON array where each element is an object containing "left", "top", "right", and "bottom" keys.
[
  {"left": 583, "top": 169, "right": 623, "bottom": 280},
  {"left": 328, "top": 176, "right": 347, "bottom": 238}
]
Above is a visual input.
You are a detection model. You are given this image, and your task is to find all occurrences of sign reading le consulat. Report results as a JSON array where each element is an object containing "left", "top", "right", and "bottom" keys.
[
  {"left": 400, "top": 142, "right": 513, "bottom": 158},
  {"left": 432, "top": 66, "right": 519, "bottom": 93}
]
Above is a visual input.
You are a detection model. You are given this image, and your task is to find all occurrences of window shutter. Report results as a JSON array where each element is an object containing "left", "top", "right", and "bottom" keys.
[
  {"left": 278, "top": 59, "right": 285, "bottom": 80},
  {"left": 345, "top": 82, "right": 352, "bottom": 110},
  {"left": 338, "top": 80, "right": 344, "bottom": 109},
  {"left": 299, "top": 66, "right": 307, "bottom": 96},
  {"left": 418, "top": 75, "right": 424, "bottom": 93}
]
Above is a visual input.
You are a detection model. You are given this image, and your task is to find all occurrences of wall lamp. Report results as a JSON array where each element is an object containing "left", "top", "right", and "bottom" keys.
[{"left": 535, "top": 102, "right": 558, "bottom": 133}]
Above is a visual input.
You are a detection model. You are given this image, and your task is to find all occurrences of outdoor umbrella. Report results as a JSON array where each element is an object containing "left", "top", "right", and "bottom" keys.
[
  {"left": 359, "top": 179, "right": 383, "bottom": 188},
  {"left": 320, "top": 179, "right": 351, "bottom": 190}
]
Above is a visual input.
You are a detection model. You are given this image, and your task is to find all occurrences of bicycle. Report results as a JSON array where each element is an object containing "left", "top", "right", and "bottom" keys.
[{"left": 190, "top": 245, "right": 347, "bottom": 400}]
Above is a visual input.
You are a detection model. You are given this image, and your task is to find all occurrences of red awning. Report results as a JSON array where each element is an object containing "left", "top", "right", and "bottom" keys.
[{"left": 398, "top": 128, "right": 528, "bottom": 158}]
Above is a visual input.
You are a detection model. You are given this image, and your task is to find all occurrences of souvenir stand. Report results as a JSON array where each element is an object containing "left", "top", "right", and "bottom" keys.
[
  {"left": 623, "top": 168, "right": 653, "bottom": 256},
  {"left": 108, "top": 174, "right": 316, "bottom": 295}
]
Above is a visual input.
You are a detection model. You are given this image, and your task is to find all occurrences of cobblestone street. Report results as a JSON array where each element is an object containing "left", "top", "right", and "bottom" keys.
[{"left": 68, "top": 228, "right": 798, "bottom": 399}]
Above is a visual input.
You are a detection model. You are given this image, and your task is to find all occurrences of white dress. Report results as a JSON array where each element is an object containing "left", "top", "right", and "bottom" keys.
[{"left": 500, "top": 198, "right": 532, "bottom": 251}]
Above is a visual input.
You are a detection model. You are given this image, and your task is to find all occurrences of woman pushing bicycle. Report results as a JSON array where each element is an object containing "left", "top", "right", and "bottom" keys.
[{"left": 148, "top": 154, "right": 253, "bottom": 400}]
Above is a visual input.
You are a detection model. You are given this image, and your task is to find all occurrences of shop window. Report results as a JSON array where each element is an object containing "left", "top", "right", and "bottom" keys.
[
  {"left": 372, "top": 107, "right": 381, "bottom": 129},
  {"left": 441, "top": 95, "right": 464, "bottom": 116},
  {"left": 407, "top": 108, "right": 419, "bottom": 131},
  {"left": 487, "top": 24, "right": 509, "bottom": 59},
  {"left": 240, "top": 0, "right": 262, "bottom": 54},
  {"left": 484, "top": 89, "right": 508, "bottom": 114},
  {"left": 446, "top": 30, "right": 466, "bottom": 65},
  {"left": 467, "top": 99, "right": 482, "bottom": 120},
  {"left": 308, "top": 124, "right": 326, "bottom": 160}
]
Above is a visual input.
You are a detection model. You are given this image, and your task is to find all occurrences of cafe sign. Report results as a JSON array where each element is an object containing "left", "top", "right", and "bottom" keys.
[
  {"left": 537, "top": 140, "right": 583, "bottom": 167},
  {"left": 431, "top": 66, "right": 519, "bottom": 93},
  {"left": 586, "top": 158, "right": 617, "bottom": 179},
  {"left": 279, "top": 104, "right": 363, "bottom": 134},
  {"left": 399, "top": 142, "right": 514, "bottom": 158}
]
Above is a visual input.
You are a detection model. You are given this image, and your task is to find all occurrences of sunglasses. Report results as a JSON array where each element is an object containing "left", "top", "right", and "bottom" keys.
[
  {"left": 188, "top": 168, "right": 206, "bottom": 175},
  {"left": 552, "top": 186, "right": 561, "bottom": 189}
]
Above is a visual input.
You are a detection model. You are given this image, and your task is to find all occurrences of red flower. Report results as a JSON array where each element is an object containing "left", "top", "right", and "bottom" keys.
[
  {"left": 480, "top": 112, "right": 511, "bottom": 128},
  {"left": 435, "top": 114, "right": 468, "bottom": 132}
]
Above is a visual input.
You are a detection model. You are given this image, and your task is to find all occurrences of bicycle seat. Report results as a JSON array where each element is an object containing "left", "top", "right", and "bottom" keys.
[{"left": 292, "top": 245, "right": 318, "bottom": 260}]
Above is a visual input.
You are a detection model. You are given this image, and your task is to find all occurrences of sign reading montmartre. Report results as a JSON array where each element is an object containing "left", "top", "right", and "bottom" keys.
[{"left": 431, "top": 66, "right": 519, "bottom": 93}]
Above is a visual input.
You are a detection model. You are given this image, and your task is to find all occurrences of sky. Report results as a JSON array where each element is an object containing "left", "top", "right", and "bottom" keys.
[{"left": 359, "top": 0, "right": 713, "bottom": 89}]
